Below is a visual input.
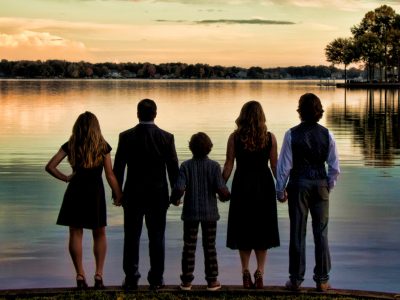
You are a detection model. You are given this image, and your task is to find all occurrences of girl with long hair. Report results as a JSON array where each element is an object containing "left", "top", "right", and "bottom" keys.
[
  {"left": 46, "top": 111, "right": 122, "bottom": 289},
  {"left": 222, "top": 101, "right": 280, "bottom": 289}
]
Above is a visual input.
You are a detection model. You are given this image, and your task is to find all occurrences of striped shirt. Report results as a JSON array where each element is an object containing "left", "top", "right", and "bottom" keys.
[{"left": 172, "top": 157, "right": 229, "bottom": 221}]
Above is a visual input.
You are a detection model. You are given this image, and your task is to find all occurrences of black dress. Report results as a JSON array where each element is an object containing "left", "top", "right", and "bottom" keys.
[
  {"left": 226, "top": 132, "right": 280, "bottom": 250},
  {"left": 56, "top": 142, "right": 111, "bottom": 229}
]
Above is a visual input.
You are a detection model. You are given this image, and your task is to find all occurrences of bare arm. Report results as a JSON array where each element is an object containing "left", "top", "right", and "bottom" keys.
[
  {"left": 45, "top": 148, "right": 73, "bottom": 182},
  {"left": 104, "top": 153, "right": 123, "bottom": 206},
  {"left": 222, "top": 133, "right": 235, "bottom": 182},
  {"left": 269, "top": 132, "right": 278, "bottom": 179}
]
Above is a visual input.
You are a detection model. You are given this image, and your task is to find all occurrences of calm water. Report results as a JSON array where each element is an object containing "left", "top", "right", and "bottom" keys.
[{"left": 0, "top": 79, "right": 399, "bottom": 293}]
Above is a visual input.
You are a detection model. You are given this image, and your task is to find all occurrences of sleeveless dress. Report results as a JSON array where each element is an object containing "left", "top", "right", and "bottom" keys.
[
  {"left": 226, "top": 132, "right": 280, "bottom": 250},
  {"left": 56, "top": 142, "right": 111, "bottom": 229}
]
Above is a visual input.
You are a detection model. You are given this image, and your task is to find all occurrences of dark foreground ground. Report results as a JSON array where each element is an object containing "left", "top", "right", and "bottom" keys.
[{"left": 0, "top": 285, "right": 399, "bottom": 300}]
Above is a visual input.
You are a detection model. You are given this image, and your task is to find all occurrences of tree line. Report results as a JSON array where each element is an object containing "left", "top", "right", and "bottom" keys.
[
  {"left": 0, "top": 59, "right": 362, "bottom": 80},
  {"left": 325, "top": 4, "right": 400, "bottom": 82}
]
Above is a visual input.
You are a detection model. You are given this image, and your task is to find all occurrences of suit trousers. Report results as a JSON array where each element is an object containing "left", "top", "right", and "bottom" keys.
[
  {"left": 123, "top": 204, "right": 167, "bottom": 286},
  {"left": 287, "top": 178, "right": 331, "bottom": 285}
]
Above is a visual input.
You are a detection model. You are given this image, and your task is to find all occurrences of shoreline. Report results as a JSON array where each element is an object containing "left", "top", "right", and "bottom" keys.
[{"left": 0, "top": 285, "right": 399, "bottom": 300}]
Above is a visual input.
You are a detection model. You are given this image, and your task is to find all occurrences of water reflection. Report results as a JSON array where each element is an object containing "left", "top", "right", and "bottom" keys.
[
  {"left": 1, "top": 80, "right": 400, "bottom": 293},
  {"left": 326, "top": 89, "right": 400, "bottom": 167}
]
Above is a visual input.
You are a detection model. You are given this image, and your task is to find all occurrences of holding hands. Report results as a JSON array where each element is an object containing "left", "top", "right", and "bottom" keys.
[{"left": 277, "top": 189, "right": 288, "bottom": 203}]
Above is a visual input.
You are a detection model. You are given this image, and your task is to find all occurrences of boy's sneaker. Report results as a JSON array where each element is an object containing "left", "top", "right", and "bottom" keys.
[
  {"left": 207, "top": 280, "right": 221, "bottom": 291},
  {"left": 316, "top": 281, "right": 331, "bottom": 292},
  {"left": 180, "top": 282, "right": 192, "bottom": 291}
]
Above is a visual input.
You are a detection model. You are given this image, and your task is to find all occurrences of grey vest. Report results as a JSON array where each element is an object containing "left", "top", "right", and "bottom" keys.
[{"left": 290, "top": 122, "right": 329, "bottom": 180}]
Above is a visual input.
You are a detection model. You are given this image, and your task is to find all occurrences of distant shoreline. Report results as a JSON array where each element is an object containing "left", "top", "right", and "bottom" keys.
[{"left": 0, "top": 60, "right": 360, "bottom": 80}]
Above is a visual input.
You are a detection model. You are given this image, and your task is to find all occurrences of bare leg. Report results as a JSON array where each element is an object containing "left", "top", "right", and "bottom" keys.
[
  {"left": 239, "top": 250, "right": 252, "bottom": 272},
  {"left": 92, "top": 226, "right": 107, "bottom": 277},
  {"left": 239, "top": 250, "right": 253, "bottom": 288},
  {"left": 69, "top": 227, "right": 85, "bottom": 277},
  {"left": 254, "top": 250, "right": 267, "bottom": 289},
  {"left": 255, "top": 250, "right": 267, "bottom": 274}
]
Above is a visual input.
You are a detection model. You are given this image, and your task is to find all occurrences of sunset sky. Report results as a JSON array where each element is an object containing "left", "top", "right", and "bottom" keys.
[{"left": 1, "top": 0, "right": 400, "bottom": 68}]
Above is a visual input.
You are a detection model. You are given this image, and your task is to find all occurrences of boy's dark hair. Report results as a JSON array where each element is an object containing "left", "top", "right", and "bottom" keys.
[
  {"left": 297, "top": 93, "right": 324, "bottom": 122},
  {"left": 189, "top": 132, "right": 213, "bottom": 158},
  {"left": 137, "top": 98, "right": 157, "bottom": 121}
]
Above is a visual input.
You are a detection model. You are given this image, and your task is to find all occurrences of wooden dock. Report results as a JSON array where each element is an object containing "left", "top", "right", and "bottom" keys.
[{"left": 336, "top": 82, "right": 400, "bottom": 89}]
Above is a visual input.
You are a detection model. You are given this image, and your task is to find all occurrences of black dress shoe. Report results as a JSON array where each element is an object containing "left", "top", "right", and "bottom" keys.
[
  {"left": 149, "top": 284, "right": 165, "bottom": 291},
  {"left": 122, "top": 279, "right": 138, "bottom": 291}
]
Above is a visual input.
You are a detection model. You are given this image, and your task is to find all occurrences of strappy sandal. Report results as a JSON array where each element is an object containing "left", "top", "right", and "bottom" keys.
[
  {"left": 94, "top": 273, "right": 105, "bottom": 289},
  {"left": 254, "top": 270, "right": 264, "bottom": 289},
  {"left": 242, "top": 269, "right": 253, "bottom": 289},
  {"left": 76, "top": 274, "right": 88, "bottom": 290}
]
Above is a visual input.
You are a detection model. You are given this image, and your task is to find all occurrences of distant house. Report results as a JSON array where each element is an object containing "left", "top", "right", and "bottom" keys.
[
  {"left": 107, "top": 70, "right": 123, "bottom": 78},
  {"left": 236, "top": 70, "right": 247, "bottom": 79}
]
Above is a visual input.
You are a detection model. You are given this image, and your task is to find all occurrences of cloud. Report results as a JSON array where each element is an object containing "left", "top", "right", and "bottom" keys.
[
  {"left": 0, "top": 30, "right": 85, "bottom": 48},
  {"left": 156, "top": 18, "right": 295, "bottom": 25},
  {"left": 0, "top": 30, "right": 89, "bottom": 61},
  {"left": 197, "top": 19, "right": 295, "bottom": 25}
]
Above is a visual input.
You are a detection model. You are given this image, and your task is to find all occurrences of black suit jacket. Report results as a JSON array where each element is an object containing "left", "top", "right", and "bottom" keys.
[{"left": 113, "top": 123, "right": 179, "bottom": 209}]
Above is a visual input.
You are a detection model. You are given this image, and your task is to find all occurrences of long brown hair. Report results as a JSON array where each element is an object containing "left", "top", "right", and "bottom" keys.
[
  {"left": 235, "top": 101, "right": 268, "bottom": 151},
  {"left": 68, "top": 111, "right": 107, "bottom": 168}
]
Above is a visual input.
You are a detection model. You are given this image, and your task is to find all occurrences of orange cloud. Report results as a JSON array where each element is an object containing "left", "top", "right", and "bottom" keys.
[{"left": 0, "top": 30, "right": 89, "bottom": 61}]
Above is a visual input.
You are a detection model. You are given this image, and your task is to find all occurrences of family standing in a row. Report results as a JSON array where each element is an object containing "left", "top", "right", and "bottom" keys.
[{"left": 45, "top": 93, "right": 340, "bottom": 292}]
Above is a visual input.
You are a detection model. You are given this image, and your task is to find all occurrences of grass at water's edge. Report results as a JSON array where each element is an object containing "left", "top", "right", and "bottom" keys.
[{"left": 0, "top": 286, "right": 399, "bottom": 300}]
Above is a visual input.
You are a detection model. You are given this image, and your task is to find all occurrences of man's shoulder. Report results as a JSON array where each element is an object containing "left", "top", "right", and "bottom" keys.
[
  {"left": 155, "top": 126, "right": 174, "bottom": 137},
  {"left": 119, "top": 126, "right": 138, "bottom": 138}
]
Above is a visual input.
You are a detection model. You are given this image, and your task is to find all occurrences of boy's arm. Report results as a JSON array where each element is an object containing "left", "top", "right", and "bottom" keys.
[{"left": 169, "top": 163, "right": 186, "bottom": 206}]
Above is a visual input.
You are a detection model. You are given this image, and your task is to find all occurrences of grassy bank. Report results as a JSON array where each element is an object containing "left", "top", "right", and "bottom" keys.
[{"left": 1, "top": 286, "right": 398, "bottom": 300}]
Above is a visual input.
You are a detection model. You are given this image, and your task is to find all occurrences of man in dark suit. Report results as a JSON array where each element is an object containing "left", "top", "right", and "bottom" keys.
[{"left": 113, "top": 98, "right": 179, "bottom": 290}]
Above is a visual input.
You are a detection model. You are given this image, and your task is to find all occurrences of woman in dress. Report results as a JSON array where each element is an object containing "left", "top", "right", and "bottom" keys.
[
  {"left": 222, "top": 101, "right": 280, "bottom": 289},
  {"left": 45, "top": 111, "right": 122, "bottom": 289}
]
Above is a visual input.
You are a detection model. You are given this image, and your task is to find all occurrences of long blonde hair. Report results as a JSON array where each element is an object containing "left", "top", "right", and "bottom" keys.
[
  {"left": 68, "top": 111, "right": 107, "bottom": 168},
  {"left": 235, "top": 101, "right": 268, "bottom": 151}
]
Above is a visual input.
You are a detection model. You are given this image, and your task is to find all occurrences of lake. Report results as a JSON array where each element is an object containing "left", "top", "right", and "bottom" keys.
[{"left": 0, "top": 79, "right": 399, "bottom": 293}]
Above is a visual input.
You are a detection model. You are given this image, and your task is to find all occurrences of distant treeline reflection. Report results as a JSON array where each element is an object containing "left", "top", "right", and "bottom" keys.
[
  {"left": 0, "top": 59, "right": 363, "bottom": 80},
  {"left": 327, "top": 90, "right": 400, "bottom": 167}
]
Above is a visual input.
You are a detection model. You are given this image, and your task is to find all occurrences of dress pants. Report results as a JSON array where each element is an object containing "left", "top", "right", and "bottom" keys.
[
  {"left": 287, "top": 178, "right": 331, "bottom": 285},
  {"left": 123, "top": 204, "right": 167, "bottom": 286}
]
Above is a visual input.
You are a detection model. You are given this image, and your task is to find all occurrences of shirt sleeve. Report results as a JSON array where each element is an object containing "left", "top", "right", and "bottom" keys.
[
  {"left": 276, "top": 130, "right": 292, "bottom": 199},
  {"left": 105, "top": 142, "right": 112, "bottom": 154},
  {"left": 327, "top": 131, "right": 340, "bottom": 190},
  {"left": 174, "top": 163, "right": 187, "bottom": 191},
  {"left": 61, "top": 142, "right": 69, "bottom": 155},
  {"left": 213, "top": 161, "right": 231, "bottom": 201},
  {"left": 213, "top": 162, "right": 226, "bottom": 189}
]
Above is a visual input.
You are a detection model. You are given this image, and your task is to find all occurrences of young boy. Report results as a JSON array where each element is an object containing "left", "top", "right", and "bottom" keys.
[{"left": 170, "top": 132, "right": 230, "bottom": 291}]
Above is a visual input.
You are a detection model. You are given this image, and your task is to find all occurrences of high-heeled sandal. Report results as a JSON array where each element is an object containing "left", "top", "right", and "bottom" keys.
[
  {"left": 242, "top": 269, "right": 253, "bottom": 289},
  {"left": 76, "top": 274, "right": 88, "bottom": 290},
  {"left": 94, "top": 274, "right": 105, "bottom": 289},
  {"left": 254, "top": 270, "right": 264, "bottom": 289}
]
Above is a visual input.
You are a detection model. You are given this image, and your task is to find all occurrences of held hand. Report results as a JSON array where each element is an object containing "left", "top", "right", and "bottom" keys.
[
  {"left": 170, "top": 199, "right": 182, "bottom": 206},
  {"left": 113, "top": 193, "right": 123, "bottom": 206},
  {"left": 278, "top": 190, "right": 288, "bottom": 203}
]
